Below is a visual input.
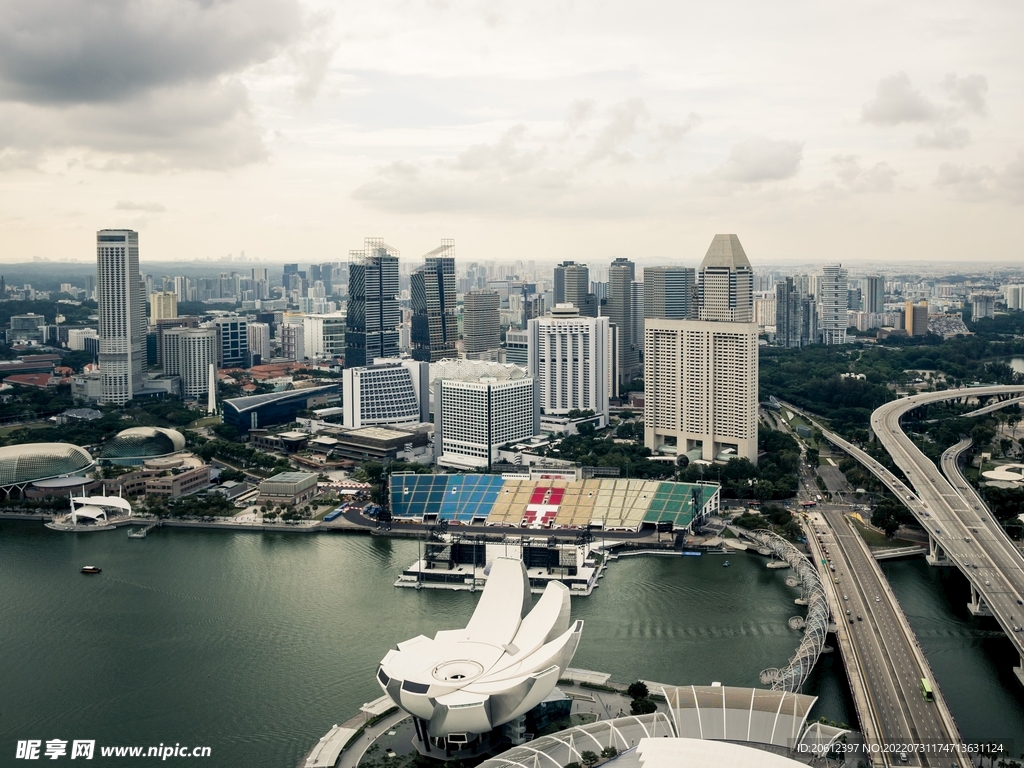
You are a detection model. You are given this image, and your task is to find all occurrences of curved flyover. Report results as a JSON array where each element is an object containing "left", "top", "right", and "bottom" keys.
[{"left": 845, "top": 386, "right": 1024, "bottom": 683}]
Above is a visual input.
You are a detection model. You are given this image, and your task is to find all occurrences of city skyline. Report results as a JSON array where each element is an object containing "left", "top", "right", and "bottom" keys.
[{"left": 0, "top": 2, "right": 1022, "bottom": 265}]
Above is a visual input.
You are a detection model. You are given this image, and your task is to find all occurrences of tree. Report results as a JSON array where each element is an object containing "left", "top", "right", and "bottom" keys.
[
  {"left": 579, "top": 751, "right": 599, "bottom": 768},
  {"left": 627, "top": 681, "right": 649, "bottom": 700},
  {"left": 630, "top": 697, "right": 657, "bottom": 715},
  {"left": 600, "top": 746, "right": 619, "bottom": 759}
]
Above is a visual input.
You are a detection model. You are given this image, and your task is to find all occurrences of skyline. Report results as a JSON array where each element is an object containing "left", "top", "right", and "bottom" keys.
[{"left": 1, "top": 1, "right": 1023, "bottom": 265}]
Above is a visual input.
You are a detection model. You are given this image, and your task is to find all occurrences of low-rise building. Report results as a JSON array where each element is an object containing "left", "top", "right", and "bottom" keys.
[{"left": 258, "top": 471, "right": 319, "bottom": 505}]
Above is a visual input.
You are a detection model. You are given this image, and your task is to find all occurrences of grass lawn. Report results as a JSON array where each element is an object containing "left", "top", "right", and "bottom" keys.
[
  {"left": 0, "top": 422, "right": 51, "bottom": 437},
  {"left": 188, "top": 416, "right": 221, "bottom": 429},
  {"left": 850, "top": 517, "right": 915, "bottom": 549}
]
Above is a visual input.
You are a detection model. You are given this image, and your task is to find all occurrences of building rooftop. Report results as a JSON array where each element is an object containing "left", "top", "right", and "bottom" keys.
[
  {"left": 263, "top": 471, "right": 318, "bottom": 484},
  {"left": 342, "top": 426, "right": 415, "bottom": 442},
  {"left": 700, "top": 234, "right": 751, "bottom": 270}
]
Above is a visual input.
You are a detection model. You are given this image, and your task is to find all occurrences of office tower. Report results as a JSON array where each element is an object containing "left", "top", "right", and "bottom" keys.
[
  {"left": 847, "top": 287, "right": 863, "bottom": 312},
  {"left": 302, "top": 314, "right": 346, "bottom": 359},
  {"left": 163, "top": 327, "right": 217, "bottom": 399},
  {"left": 607, "top": 257, "right": 638, "bottom": 385},
  {"left": 251, "top": 267, "right": 268, "bottom": 282},
  {"left": 83, "top": 274, "right": 96, "bottom": 301},
  {"left": 66, "top": 328, "right": 99, "bottom": 351},
  {"left": 149, "top": 291, "right": 178, "bottom": 324},
  {"left": 411, "top": 241, "right": 458, "bottom": 362},
  {"left": 212, "top": 317, "right": 249, "bottom": 368},
  {"left": 644, "top": 319, "right": 759, "bottom": 464},
  {"left": 97, "top": 229, "right": 146, "bottom": 404},
  {"left": 818, "top": 264, "right": 849, "bottom": 345},
  {"left": 463, "top": 290, "right": 501, "bottom": 360},
  {"left": 283, "top": 264, "right": 299, "bottom": 288},
  {"left": 247, "top": 322, "right": 271, "bottom": 362},
  {"left": 864, "top": 275, "right": 885, "bottom": 314},
  {"left": 154, "top": 316, "right": 199, "bottom": 367},
  {"left": 775, "top": 278, "right": 817, "bottom": 348},
  {"left": 631, "top": 281, "right": 644, "bottom": 351},
  {"left": 698, "top": 235, "right": 753, "bottom": 322},
  {"left": 9, "top": 313, "right": 46, "bottom": 343},
  {"left": 345, "top": 238, "right": 400, "bottom": 368},
  {"left": 644, "top": 267, "right": 695, "bottom": 321},
  {"left": 280, "top": 321, "right": 305, "bottom": 361},
  {"left": 905, "top": 300, "right": 929, "bottom": 336},
  {"left": 342, "top": 358, "right": 429, "bottom": 428},
  {"left": 527, "top": 304, "right": 610, "bottom": 428},
  {"left": 504, "top": 329, "right": 529, "bottom": 366},
  {"left": 435, "top": 376, "right": 538, "bottom": 470},
  {"left": 553, "top": 261, "right": 597, "bottom": 317}
]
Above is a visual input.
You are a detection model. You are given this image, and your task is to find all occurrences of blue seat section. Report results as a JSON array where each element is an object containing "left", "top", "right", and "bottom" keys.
[{"left": 392, "top": 474, "right": 505, "bottom": 521}]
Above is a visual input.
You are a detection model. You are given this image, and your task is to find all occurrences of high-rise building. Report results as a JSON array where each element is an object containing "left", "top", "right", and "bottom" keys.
[
  {"left": 905, "top": 300, "right": 929, "bottom": 336},
  {"left": 97, "top": 229, "right": 146, "bottom": 404},
  {"left": 864, "top": 275, "right": 885, "bottom": 314},
  {"left": 553, "top": 261, "right": 596, "bottom": 317},
  {"left": 753, "top": 293, "right": 777, "bottom": 329},
  {"left": 154, "top": 316, "right": 199, "bottom": 367},
  {"left": 9, "top": 313, "right": 46, "bottom": 343},
  {"left": 463, "top": 290, "right": 501, "bottom": 360},
  {"left": 84, "top": 274, "right": 96, "bottom": 301},
  {"left": 643, "top": 267, "right": 696, "bottom": 321},
  {"left": 818, "top": 264, "right": 849, "bottom": 345},
  {"left": 163, "top": 327, "right": 216, "bottom": 399},
  {"left": 212, "top": 317, "right": 249, "bottom": 368},
  {"left": 411, "top": 241, "right": 458, "bottom": 362},
  {"left": 342, "top": 358, "right": 429, "bottom": 428},
  {"left": 280, "top": 321, "right": 305, "bottom": 361},
  {"left": 149, "top": 291, "right": 178, "bottom": 324},
  {"left": 345, "top": 239, "right": 400, "bottom": 368},
  {"left": 971, "top": 293, "right": 996, "bottom": 320},
  {"left": 247, "top": 322, "right": 271, "bottom": 363},
  {"left": 302, "top": 314, "right": 346, "bottom": 359},
  {"left": 607, "top": 257, "right": 639, "bottom": 385},
  {"left": 644, "top": 319, "right": 759, "bottom": 464},
  {"left": 775, "top": 278, "right": 817, "bottom": 348},
  {"left": 435, "top": 376, "right": 538, "bottom": 470},
  {"left": 504, "top": 329, "right": 529, "bottom": 366},
  {"left": 631, "top": 281, "right": 644, "bottom": 352},
  {"left": 527, "top": 304, "right": 610, "bottom": 428},
  {"left": 698, "top": 235, "right": 753, "bottom": 323}
]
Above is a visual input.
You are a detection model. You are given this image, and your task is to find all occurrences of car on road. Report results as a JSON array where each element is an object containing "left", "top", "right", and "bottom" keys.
[
  {"left": 857, "top": 615, "right": 862, "bottom": 621},
  {"left": 875, "top": 596, "right": 881, "bottom": 602},
  {"left": 843, "top": 595, "right": 848, "bottom": 601},
  {"left": 1015, "top": 626, "right": 1022, "bottom": 633},
  {"left": 1017, "top": 599, "right": 1023, "bottom": 605},
  {"left": 935, "top": 528, "right": 941, "bottom": 534}
]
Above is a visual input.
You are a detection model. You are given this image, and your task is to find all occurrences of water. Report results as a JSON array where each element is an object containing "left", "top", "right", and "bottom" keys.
[
  {"left": 1009, "top": 357, "right": 1024, "bottom": 375},
  {"left": 8, "top": 521, "right": 1016, "bottom": 767}
]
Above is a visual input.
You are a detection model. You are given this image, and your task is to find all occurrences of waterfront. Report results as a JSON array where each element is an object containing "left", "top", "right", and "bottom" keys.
[{"left": 0, "top": 523, "right": 1020, "bottom": 767}]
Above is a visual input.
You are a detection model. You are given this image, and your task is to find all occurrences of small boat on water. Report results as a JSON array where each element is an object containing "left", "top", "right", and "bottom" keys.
[
  {"left": 80, "top": 565, "right": 102, "bottom": 574},
  {"left": 127, "top": 529, "right": 147, "bottom": 538},
  {"left": 723, "top": 560, "right": 731, "bottom": 567}
]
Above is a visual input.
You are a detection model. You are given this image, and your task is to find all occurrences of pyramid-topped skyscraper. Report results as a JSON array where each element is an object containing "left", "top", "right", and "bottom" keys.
[{"left": 698, "top": 234, "right": 753, "bottom": 323}]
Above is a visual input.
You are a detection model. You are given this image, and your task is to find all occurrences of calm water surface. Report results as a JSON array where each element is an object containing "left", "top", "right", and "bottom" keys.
[{"left": 1, "top": 523, "right": 1017, "bottom": 766}]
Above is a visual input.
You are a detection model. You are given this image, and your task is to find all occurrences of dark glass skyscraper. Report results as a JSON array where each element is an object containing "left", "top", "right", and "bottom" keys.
[
  {"left": 411, "top": 241, "right": 458, "bottom": 362},
  {"left": 345, "top": 239, "right": 400, "bottom": 368},
  {"left": 607, "top": 257, "right": 638, "bottom": 384}
]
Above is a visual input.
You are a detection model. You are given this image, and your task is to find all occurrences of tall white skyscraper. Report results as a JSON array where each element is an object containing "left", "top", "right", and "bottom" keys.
[
  {"left": 644, "top": 319, "right": 759, "bottom": 463},
  {"left": 97, "top": 229, "right": 146, "bottom": 404},
  {"left": 247, "top": 322, "right": 271, "bottom": 362},
  {"left": 163, "top": 327, "right": 217, "bottom": 399},
  {"left": 149, "top": 291, "right": 178, "bottom": 324},
  {"left": 818, "top": 264, "right": 849, "bottom": 345},
  {"left": 527, "top": 304, "right": 610, "bottom": 428}
]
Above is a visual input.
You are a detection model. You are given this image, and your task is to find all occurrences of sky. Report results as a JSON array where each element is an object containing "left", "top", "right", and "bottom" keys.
[{"left": 0, "top": 0, "right": 1022, "bottom": 266}]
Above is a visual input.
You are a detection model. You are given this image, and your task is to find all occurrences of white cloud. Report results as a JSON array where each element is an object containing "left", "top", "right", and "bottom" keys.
[
  {"left": 831, "top": 155, "right": 897, "bottom": 193},
  {"left": 862, "top": 72, "right": 939, "bottom": 125},
  {"left": 715, "top": 138, "right": 804, "bottom": 183},
  {"left": 115, "top": 201, "right": 166, "bottom": 213}
]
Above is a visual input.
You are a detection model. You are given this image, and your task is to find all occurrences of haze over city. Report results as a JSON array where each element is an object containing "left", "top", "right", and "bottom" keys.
[{"left": 1, "top": 0, "right": 1022, "bottom": 264}]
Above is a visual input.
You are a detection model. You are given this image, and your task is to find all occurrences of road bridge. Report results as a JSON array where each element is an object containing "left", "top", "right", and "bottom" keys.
[{"left": 820, "top": 386, "right": 1024, "bottom": 687}]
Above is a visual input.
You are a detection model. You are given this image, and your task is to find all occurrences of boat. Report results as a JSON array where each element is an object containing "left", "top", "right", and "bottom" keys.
[
  {"left": 723, "top": 561, "right": 731, "bottom": 567},
  {"left": 80, "top": 566, "right": 102, "bottom": 574},
  {"left": 127, "top": 529, "right": 147, "bottom": 539}
]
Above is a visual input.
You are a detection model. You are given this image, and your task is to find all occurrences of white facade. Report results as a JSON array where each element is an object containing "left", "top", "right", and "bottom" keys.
[
  {"left": 342, "top": 358, "right": 429, "bottom": 428},
  {"left": 247, "top": 322, "right": 271, "bottom": 361},
  {"left": 302, "top": 314, "right": 346, "bottom": 359},
  {"left": 66, "top": 328, "right": 98, "bottom": 351},
  {"left": 280, "top": 321, "right": 305, "bottom": 361},
  {"left": 644, "top": 319, "right": 759, "bottom": 464},
  {"left": 97, "top": 229, "right": 146, "bottom": 404},
  {"left": 698, "top": 235, "right": 754, "bottom": 323},
  {"left": 149, "top": 291, "right": 178, "bottom": 323},
  {"left": 163, "top": 327, "right": 216, "bottom": 399},
  {"left": 818, "top": 264, "right": 848, "bottom": 345},
  {"left": 435, "top": 376, "right": 538, "bottom": 469},
  {"left": 527, "top": 304, "right": 610, "bottom": 428}
]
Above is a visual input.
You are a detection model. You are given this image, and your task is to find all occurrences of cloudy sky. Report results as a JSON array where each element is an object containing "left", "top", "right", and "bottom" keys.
[{"left": 0, "top": 0, "right": 1021, "bottom": 266}]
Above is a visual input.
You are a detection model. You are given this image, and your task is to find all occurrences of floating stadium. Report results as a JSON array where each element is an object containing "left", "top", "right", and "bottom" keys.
[{"left": 389, "top": 473, "right": 720, "bottom": 532}]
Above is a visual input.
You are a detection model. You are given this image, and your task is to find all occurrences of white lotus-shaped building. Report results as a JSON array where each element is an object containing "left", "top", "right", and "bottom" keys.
[{"left": 377, "top": 558, "right": 583, "bottom": 744}]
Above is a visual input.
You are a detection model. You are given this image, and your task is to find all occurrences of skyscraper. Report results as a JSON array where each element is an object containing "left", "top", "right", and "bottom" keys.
[
  {"left": 345, "top": 238, "right": 401, "bottom": 368},
  {"left": 643, "top": 266, "right": 696, "bottom": 320},
  {"left": 864, "top": 275, "right": 885, "bottom": 314},
  {"left": 775, "top": 278, "right": 817, "bottom": 348},
  {"left": 698, "top": 235, "right": 753, "bottom": 322},
  {"left": 411, "top": 241, "right": 458, "bottom": 362},
  {"left": 212, "top": 317, "right": 249, "bottom": 368},
  {"left": 905, "top": 300, "right": 929, "bottom": 336},
  {"left": 149, "top": 291, "right": 178, "bottom": 324},
  {"left": 818, "top": 264, "right": 849, "bottom": 345},
  {"left": 527, "top": 304, "right": 610, "bottom": 428},
  {"left": 463, "top": 290, "right": 501, "bottom": 360},
  {"left": 163, "top": 327, "right": 216, "bottom": 399},
  {"left": 607, "top": 257, "right": 639, "bottom": 385},
  {"left": 553, "top": 261, "right": 596, "bottom": 317},
  {"left": 97, "top": 229, "right": 146, "bottom": 404}
]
